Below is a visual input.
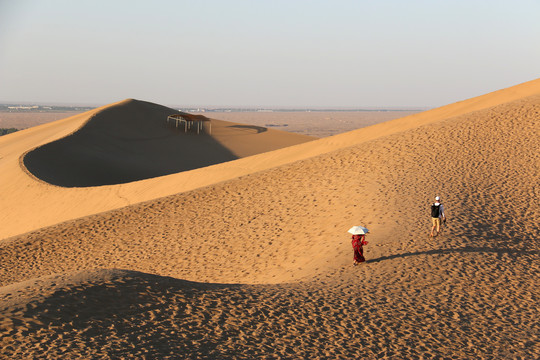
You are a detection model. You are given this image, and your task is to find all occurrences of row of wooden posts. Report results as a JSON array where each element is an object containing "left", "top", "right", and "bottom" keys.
[{"left": 166, "top": 114, "right": 211, "bottom": 135}]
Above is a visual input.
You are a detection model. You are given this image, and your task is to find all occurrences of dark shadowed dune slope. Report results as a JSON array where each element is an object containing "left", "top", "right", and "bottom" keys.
[{"left": 23, "top": 99, "right": 314, "bottom": 187}]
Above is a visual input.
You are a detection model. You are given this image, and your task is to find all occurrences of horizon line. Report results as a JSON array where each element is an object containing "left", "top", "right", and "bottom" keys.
[{"left": 0, "top": 101, "right": 429, "bottom": 112}]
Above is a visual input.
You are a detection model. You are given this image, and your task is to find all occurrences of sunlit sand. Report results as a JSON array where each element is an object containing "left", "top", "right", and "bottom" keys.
[{"left": 0, "top": 79, "right": 538, "bottom": 358}]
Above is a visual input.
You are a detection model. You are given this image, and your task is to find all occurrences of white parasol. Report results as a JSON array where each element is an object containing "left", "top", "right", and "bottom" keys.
[{"left": 347, "top": 226, "right": 369, "bottom": 235}]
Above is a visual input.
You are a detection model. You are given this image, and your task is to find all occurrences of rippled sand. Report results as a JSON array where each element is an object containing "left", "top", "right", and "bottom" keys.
[{"left": 1, "top": 79, "right": 539, "bottom": 359}]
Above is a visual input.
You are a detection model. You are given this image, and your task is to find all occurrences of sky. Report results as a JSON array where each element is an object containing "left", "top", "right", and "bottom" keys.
[{"left": 0, "top": 0, "right": 539, "bottom": 108}]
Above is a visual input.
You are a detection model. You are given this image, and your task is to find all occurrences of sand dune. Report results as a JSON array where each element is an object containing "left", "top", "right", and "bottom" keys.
[
  {"left": 0, "top": 80, "right": 539, "bottom": 240},
  {"left": 23, "top": 99, "right": 314, "bottom": 187},
  {"left": 1, "top": 79, "right": 539, "bottom": 358},
  {"left": 0, "top": 100, "right": 314, "bottom": 239},
  {"left": 207, "top": 110, "right": 420, "bottom": 137}
]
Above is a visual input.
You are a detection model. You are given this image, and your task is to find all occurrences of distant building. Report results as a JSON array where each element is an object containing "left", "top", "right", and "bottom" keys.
[{"left": 8, "top": 106, "right": 39, "bottom": 110}]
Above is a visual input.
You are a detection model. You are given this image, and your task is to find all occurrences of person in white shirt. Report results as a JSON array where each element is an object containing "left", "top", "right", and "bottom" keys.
[{"left": 430, "top": 196, "right": 446, "bottom": 237}]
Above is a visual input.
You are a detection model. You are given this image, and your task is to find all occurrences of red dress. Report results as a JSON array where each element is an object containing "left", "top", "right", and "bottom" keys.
[{"left": 352, "top": 235, "right": 368, "bottom": 263}]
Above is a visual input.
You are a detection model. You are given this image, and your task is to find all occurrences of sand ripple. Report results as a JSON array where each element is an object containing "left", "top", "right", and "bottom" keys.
[{"left": 1, "top": 89, "right": 539, "bottom": 358}]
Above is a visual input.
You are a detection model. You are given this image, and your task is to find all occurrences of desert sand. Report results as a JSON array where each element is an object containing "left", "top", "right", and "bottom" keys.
[
  {"left": 1, "top": 109, "right": 420, "bottom": 138},
  {"left": 0, "top": 79, "right": 539, "bottom": 358},
  {"left": 0, "top": 111, "right": 83, "bottom": 130},
  {"left": 206, "top": 110, "right": 420, "bottom": 138}
]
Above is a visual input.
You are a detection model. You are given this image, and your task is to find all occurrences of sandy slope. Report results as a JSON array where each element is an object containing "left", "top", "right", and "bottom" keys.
[
  {"left": 207, "top": 110, "right": 420, "bottom": 137},
  {"left": 0, "top": 100, "right": 314, "bottom": 239},
  {"left": 0, "top": 80, "right": 539, "bottom": 358},
  {"left": 0, "top": 80, "right": 539, "bottom": 240},
  {"left": 23, "top": 99, "right": 315, "bottom": 187}
]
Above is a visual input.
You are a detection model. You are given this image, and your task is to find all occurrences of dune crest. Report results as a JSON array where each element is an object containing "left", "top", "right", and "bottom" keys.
[
  {"left": 1, "top": 79, "right": 539, "bottom": 240},
  {"left": 1, "top": 81, "right": 539, "bottom": 357},
  {"left": 23, "top": 99, "right": 314, "bottom": 187},
  {"left": 2, "top": 91, "right": 539, "bottom": 285}
]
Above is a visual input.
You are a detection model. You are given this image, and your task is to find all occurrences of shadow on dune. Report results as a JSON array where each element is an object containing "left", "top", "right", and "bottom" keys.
[
  {"left": 3, "top": 269, "right": 323, "bottom": 359},
  {"left": 367, "top": 246, "right": 539, "bottom": 264},
  {"left": 22, "top": 99, "right": 240, "bottom": 187},
  {"left": 0, "top": 269, "right": 245, "bottom": 358},
  {"left": 227, "top": 124, "right": 268, "bottom": 134}
]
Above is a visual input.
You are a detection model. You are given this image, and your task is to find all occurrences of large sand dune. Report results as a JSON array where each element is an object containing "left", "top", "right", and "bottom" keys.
[
  {"left": 0, "top": 80, "right": 539, "bottom": 240},
  {"left": 23, "top": 99, "right": 314, "bottom": 187},
  {"left": 1, "top": 79, "right": 539, "bottom": 358}
]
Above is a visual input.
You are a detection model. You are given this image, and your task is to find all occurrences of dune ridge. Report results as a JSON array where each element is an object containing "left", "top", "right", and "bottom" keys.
[
  {"left": 1, "top": 79, "right": 539, "bottom": 358},
  {"left": 1, "top": 79, "right": 539, "bottom": 241},
  {"left": 22, "top": 99, "right": 314, "bottom": 187},
  {"left": 2, "top": 92, "right": 539, "bottom": 285}
]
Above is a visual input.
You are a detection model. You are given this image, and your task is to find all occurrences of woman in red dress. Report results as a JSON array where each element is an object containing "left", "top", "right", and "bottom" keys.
[{"left": 352, "top": 234, "right": 368, "bottom": 265}]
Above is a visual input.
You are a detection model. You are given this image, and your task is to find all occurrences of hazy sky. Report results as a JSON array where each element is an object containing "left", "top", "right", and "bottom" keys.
[{"left": 1, "top": 0, "right": 539, "bottom": 108}]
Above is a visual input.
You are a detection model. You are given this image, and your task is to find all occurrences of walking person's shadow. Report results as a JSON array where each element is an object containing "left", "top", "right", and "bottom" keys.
[{"left": 366, "top": 246, "right": 537, "bottom": 264}]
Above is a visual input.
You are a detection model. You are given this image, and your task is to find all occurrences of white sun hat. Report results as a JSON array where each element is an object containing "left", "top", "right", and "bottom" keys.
[{"left": 435, "top": 196, "right": 440, "bottom": 201}]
